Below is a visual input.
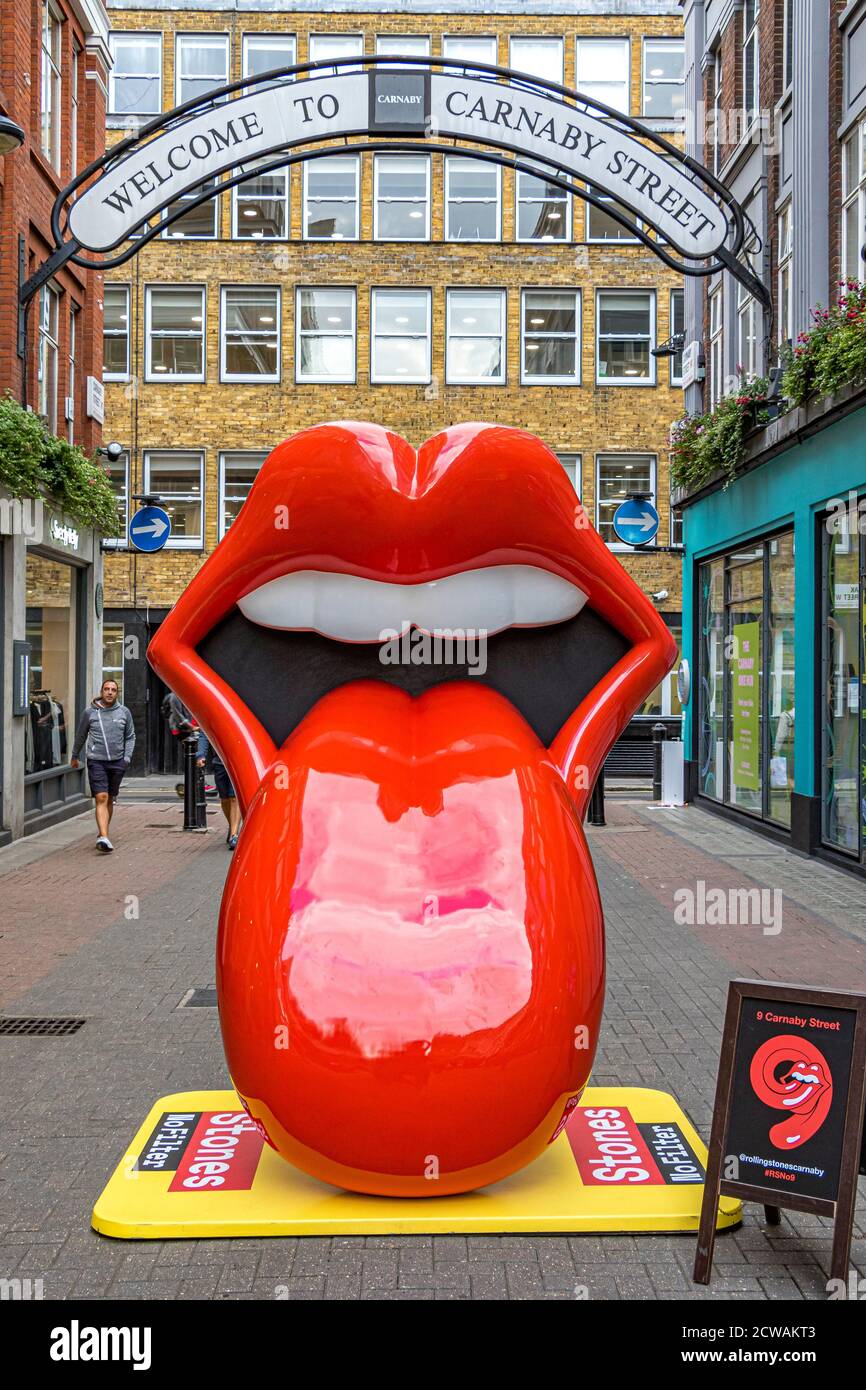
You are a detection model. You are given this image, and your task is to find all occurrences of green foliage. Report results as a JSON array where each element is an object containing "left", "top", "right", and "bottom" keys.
[
  {"left": 670, "top": 376, "right": 771, "bottom": 492},
  {"left": 782, "top": 281, "right": 866, "bottom": 406},
  {"left": 0, "top": 392, "right": 118, "bottom": 534}
]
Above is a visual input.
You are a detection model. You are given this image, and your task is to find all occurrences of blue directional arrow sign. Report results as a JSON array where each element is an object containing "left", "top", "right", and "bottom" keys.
[
  {"left": 129, "top": 504, "right": 171, "bottom": 553},
  {"left": 612, "top": 496, "right": 660, "bottom": 548}
]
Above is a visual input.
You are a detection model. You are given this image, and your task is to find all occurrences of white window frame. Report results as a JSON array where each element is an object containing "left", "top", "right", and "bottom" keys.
[
  {"left": 555, "top": 453, "right": 582, "bottom": 494},
  {"left": 742, "top": 0, "right": 761, "bottom": 131},
  {"left": 295, "top": 286, "right": 357, "bottom": 385},
  {"left": 509, "top": 36, "right": 564, "bottom": 89},
  {"left": 67, "top": 304, "right": 78, "bottom": 442},
  {"left": 596, "top": 454, "right": 657, "bottom": 549},
  {"left": 373, "top": 155, "right": 431, "bottom": 241},
  {"left": 70, "top": 42, "right": 80, "bottom": 179},
  {"left": 445, "top": 288, "right": 506, "bottom": 386},
  {"left": 161, "top": 177, "right": 220, "bottom": 239},
  {"left": 145, "top": 284, "right": 206, "bottom": 383},
  {"left": 308, "top": 34, "right": 364, "bottom": 76},
  {"left": 778, "top": 200, "right": 794, "bottom": 346},
  {"left": 584, "top": 187, "right": 641, "bottom": 243},
  {"left": 103, "top": 284, "right": 130, "bottom": 382},
  {"left": 375, "top": 35, "right": 431, "bottom": 66},
  {"left": 108, "top": 32, "right": 163, "bottom": 117},
  {"left": 175, "top": 32, "right": 229, "bottom": 107},
  {"left": 520, "top": 289, "right": 581, "bottom": 386},
  {"left": 102, "top": 452, "right": 130, "bottom": 549},
  {"left": 737, "top": 286, "right": 759, "bottom": 381},
  {"left": 231, "top": 158, "right": 289, "bottom": 240},
  {"left": 220, "top": 285, "right": 281, "bottom": 384},
  {"left": 40, "top": 1, "right": 62, "bottom": 167},
  {"left": 218, "top": 451, "right": 268, "bottom": 539},
  {"left": 575, "top": 38, "right": 630, "bottom": 114},
  {"left": 642, "top": 38, "right": 685, "bottom": 120},
  {"left": 841, "top": 121, "right": 866, "bottom": 285},
  {"left": 37, "top": 282, "right": 59, "bottom": 431},
  {"left": 303, "top": 155, "right": 360, "bottom": 241},
  {"left": 670, "top": 287, "right": 685, "bottom": 387},
  {"left": 371, "top": 288, "right": 432, "bottom": 385},
  {"left": 708, "top": 285, "right": 724, "bottom": 408},
  {"left": 595, "top": 288, "right": 657, "bottom": 387},
  {"left": 242, "top": 32, "right": 297, "bottom": 86},
  {"left": 516, "top": 170, "right": 571, "bottom": 243},
  {"left": 143, "top": 450, "right": 204, "bottom": 550},
  {"left": 445, "top": 157, "right": 501, "bottom": 242},
  {"left": 442, "top": 35, "right": 497, "bottom": 75}
]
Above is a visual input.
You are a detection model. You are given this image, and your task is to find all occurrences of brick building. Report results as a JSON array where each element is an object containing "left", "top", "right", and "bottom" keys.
[
  {"left": 677, "top": 1, "right": 866, "bottom": 870},
  {"left": 99, "top": 0, "right": 690, "bottom": 773}
]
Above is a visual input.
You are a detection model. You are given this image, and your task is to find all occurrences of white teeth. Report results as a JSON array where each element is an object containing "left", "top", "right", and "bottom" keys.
[{"left": 237, "top": 565, "right": 587, "bottom": 643}]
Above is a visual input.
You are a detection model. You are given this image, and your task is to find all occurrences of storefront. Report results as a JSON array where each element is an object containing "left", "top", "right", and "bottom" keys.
[
  {"left": 1, "top": 486, "right": 104, "bottom": 842},
  {"left": 679, "top": 385, "right": 866, "bottom": 868}
]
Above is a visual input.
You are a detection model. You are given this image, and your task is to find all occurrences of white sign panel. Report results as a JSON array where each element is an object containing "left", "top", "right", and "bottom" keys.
[
  {"left": 86, "top": 375, "right": 104, "bottom": 423},
  {"left": 681, "top": 341, "right": 702, "bottom": 389}
]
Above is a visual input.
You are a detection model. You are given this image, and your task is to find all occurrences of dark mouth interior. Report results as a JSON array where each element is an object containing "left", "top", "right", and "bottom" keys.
[{"left": 198, "top": 606, "right": 629, "bottom": 748}]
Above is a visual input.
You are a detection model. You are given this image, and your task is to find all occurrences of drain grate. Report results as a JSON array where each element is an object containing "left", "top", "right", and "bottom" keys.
[
  {"left": 0, "top": 1017, "right": 86, "bottom": 1037},
  {"left": 180, "top": 988, "right": 218, "bottom": 1008}
]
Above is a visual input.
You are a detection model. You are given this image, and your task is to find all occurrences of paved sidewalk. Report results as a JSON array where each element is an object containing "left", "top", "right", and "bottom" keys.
[{"left": 0, "top": 792, "right": 864, "bottom": 1301}]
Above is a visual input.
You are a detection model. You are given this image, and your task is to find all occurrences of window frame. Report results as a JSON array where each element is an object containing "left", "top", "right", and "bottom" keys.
[
  {"left": 584, "top": 187, "right": 641, "bottom": 243},
  {"left": 161, "top": 177, "right": 220, "bottom": 240},
  {"left": 520, "top": 288, "right": 581, "bottom": 386},
  {"left": 441, "top": 34, "right": 498, "bottom": 75},
  {"left": 375, "top": 35, "right": 431, "bottom": 66},
  {"left": 595, "top": 453, "right": 658, "bottom": 549},
  {"left": 595, "top": 288, "right": 657, "bottom": 387},
  {"left": 555, "top": 452, "right": 582, "bottom": 495},
  {"left": 231, "top": 158, "right": 289, "bottom": 240},
  {"left": 370, "top": 287, "right": 432, "bottom": 386},
  {"left": 219, "top": 285, "right": 282, "bottom": 385},
  {"left": 508, "top": 35, "right": 565, "bottom": 89},
  {"left": 445, "top": 156, "right": 501, "bottom": 242},
  {"left": 102, "top": 451, "right": 130, "bottom": 549},
  {"left": 708, "top": 284, "right": 724, "bottom": 408},
  {"left": 103, "top": 284, "right": 130, "bottom": 382},
  {"left": 40, "top": 0, "right": 62, "bottom": 167},
  {"left": 373, "top": 154, "right": 431, "bottom": 242},
  {"left": 66, "top": 303, "right": 78, "bottom": 442},
  {"left": 241, "top": 31, "right": 297, "bottom": 86},
  {"left": 108, "top": 31, "right": 163, "bottom": 118},
  {"left": 294, "top": 285, "right": 357, "bottom": 385},
  {"left": 143, "top": 449, "right": 204, "bottom": 550},
  {"left": 642, "top": 37, "right": 685, "bottom": 120},
  {"left": 70, "top": 41, "right": 80, "bottom": 179},
  {"left": 144, "top": 284, "right": 206, "bottom": 384},
  {"left": 515, "top": 169, "right": 572, "bottom": 244},
  {"left": 445, "top": 287, "right": 507, "bottom": 386},
  {"left": 777, "top": 200, "right": 794, "bottom": 347},
  {"left": 575, "top": 37, "right": 631, "bottom": 115},
  {"left": 303, "top": 155, "right": 361, "bottom": 241},
  {"left": 308, "top": 33, "right": 364, "bottom": 76},
  {"left": 670, "top": 287, "right": 685, "bottom": 386},
  {"left": 218, "top": 450, "right": 268, "bottom": 539},
  {"left": 37, "top": 282, "right": 60, "bottom": 431},
  {"left": 841, "top": 121, "right": 866, "bottom": 285},
  {"left": 174, "top": 31, "right": 230, "bottom": 108}
]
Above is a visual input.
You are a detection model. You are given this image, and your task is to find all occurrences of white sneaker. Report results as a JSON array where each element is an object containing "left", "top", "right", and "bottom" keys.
[{"left": 96, "top": 836, "right": 114, "bottom": 853}]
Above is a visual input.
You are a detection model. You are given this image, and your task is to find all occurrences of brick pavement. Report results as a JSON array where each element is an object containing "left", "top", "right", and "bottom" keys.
[{"left": 0, "top": 788, "right": 864, "bottom": 1301}]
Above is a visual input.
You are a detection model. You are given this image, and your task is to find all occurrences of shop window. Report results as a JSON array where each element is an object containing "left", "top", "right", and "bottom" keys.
[
  {"left": 145, "top": 286, "right": 205, "bottom": 381},
  {"left": 768, "top": 532, "right": 795, "bottom": 828},
  {"left": 40, "top": 2, "right": 61, "bottom": 166},
  {"left": 509, "top": 36, "right": 564, "bottom": 90},
  {"left": 143, "top": 451, "right": 203, "bottom": 548},
  {"left": 446, "top": 289, "right": 505, "bottom": 385},
  {"left": 175, "top": 33, "right": 229, "bottom": 106},
  {"left": 232, "top": 159, "right": 289, "bottom": 240},
  {"left": 220, "top": 286, "right": 281, "bottom": 382},
  {"left": 521, "top": 289, "right": 580, "bottom": 385},
  {"left": 595, "top": 455, "right": 656, "bottom": 544},
  {"left": 445, "top": 158, "right": 500, "bottom": 241},
  {"left": 670, "top": 288, "right": 685, "bottom": 386},
  {"left": 442, "top": 35, "right": 497, "bottom": 75},
  {"left": 698, "top": 557, "right": 726, "bottom": 801},
  {"left": 242, "top": 32, "right": 296, "bottom": 86},
  {"left": 308, "top": 34, "right": 364, "bottom": 76},
  {"left": 102, "top": 452, "right": 129, "bottom": 548},
  {"left": 374, "top": 156, "right": 430, "bottom": 241},
  {"left": 303, "top": 156, "right": 360, "bottom": 240},
  {"left": 642, "top": 39, "right": 685, "bottom": 119},
  {"left": 38, "top": 283, "right": 59, "bottom": 432},
  {"left": 596, "top": 290, "right": 655, "bottom": 385},
  {"left": 555, "top": 453, "right": 581, "bottom": 494},
  {"left": 823, "top": 516, "right": 861, "bottom": 854},
  {"left": 109, "top": 32, "right": 162, "bottom": 117},
  {"left": 25, "top": 552, "right": 77, "bottom": 774},
  {"left": 103, "top": 285, "right": 130, "bottom": 381},
  {"left": 102, "top": 624, "right": 125, "bottom": 701},
  {"left": 575, "top": 39, "right": 630, "bottom": 114},
  {"left": 219, "top": 452, "right": 267, "bottom": 537},
  {"left": 516, "top": 171, "right": 570, "bottom": 242},
  {"left": 841, "top": 122, "right": 866, "bottom": 285},
  {"left": 375, "top": 35, "right": 430, "bottom": 66},
  {"left": 371, "top": 289, "right": 431, "bottom": 384},
  {"left": 295, "top": 286, "right": 356, "bottom": 383},
  {"left": 727, "top": 547, "right": 765, "bottom": 816}
]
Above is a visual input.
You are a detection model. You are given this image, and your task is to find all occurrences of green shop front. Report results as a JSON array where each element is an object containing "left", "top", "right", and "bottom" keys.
[{"left": 679, "top": 386, "right": 866, "bottom": 868}]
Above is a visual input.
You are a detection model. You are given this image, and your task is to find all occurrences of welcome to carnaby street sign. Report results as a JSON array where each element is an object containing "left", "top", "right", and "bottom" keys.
[{"left": 23, "top": 56, "right": 769, "bottom": 310}]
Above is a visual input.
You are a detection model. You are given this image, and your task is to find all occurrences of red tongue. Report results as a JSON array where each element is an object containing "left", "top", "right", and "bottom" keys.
[{"left": 218, "top": 680, "right": 605, "bottom": 1196}]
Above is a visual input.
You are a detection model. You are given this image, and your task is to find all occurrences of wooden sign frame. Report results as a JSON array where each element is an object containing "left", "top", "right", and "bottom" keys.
[{"left": 695, "top": 979, "right": 866, "bottom": 1286}]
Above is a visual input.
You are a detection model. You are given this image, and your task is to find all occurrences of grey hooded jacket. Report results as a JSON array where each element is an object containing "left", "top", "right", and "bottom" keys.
[{"left": 71, "top": 700, "right": 136, "bottom": 764}]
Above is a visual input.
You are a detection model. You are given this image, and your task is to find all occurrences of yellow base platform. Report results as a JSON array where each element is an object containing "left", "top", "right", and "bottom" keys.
[{"left": 92, "top": 1087, "right": 741, "bottom": 1239}]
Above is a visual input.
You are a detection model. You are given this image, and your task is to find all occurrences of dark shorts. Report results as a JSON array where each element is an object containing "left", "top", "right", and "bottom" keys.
[
  {"left": 212, "top": 756, "right": 235, "bottom": 800},
  {"left": 87, "top": 758, "right": 127, "bottom": 797}
]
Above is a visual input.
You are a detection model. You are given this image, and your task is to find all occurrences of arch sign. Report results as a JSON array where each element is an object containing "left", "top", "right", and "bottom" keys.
[{"left": 24, "top": 56, "right": 769, "bottom": 308}]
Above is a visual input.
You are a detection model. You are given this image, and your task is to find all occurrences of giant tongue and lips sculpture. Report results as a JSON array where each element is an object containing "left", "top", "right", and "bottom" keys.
[{"left": 148, "top": 422, "right": 676, "bottom": 1197}]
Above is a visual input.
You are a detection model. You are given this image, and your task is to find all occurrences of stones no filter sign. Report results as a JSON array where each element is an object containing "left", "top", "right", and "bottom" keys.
[{"left": 69, "top": 69, "right": 728, "bottom": 260}]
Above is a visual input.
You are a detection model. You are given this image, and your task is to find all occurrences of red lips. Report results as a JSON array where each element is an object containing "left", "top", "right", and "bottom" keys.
[{"left": 148, "top": 422, "right": 675, "bottom": 1195}]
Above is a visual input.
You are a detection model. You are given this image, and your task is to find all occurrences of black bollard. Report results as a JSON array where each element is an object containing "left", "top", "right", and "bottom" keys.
[
  {"left": 182, "top": 731, "right": 205, "bottom": 831},
  {"left": 588, "top": 766, "right": 606, "bottom": 826},
  {"left": 652, "top": 722, "right": 667, "bottom": 802}
]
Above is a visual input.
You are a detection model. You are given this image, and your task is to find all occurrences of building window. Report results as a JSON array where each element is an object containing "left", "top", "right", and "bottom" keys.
[
  {"left": 176, "top": 33, "right": 229, "bottom": 106},
  {"left": 71, "top": 43, "right": 80, "bottom": 179},
  {"left": 708, "top": 285, "right": 724, "bottom": 407},
  {"left": 102, "top": 452, "right": 130, "bottom": 548},
  {"left": 823, "top": 516, "right": 860, "bottom": 852},
  {"left": 521, "top": 290, "right": 580, "bottom": 385},
  {"left": 219, "top": 452, "right": 267, "bottom": 537},
  {"left": 596, "top": 290, "right": 655, "bottom": 385},
  {"left": 102, "top": 624, "right": 126, "bottom": 701},
  {"left": 643, "top": 39, "right": 685, "bottom": 119},
  {"left": 303, "top": 156, "right": 360, "bottom": 240},
  {"left": 737, "top": 287, "right": 758, "bottom": 381},
  {"left": 575, "top": 39, "right": 630, "bottom": 114},
  {"left": 40, "top": 2, "right": 62, "bottom": 166},
  {"left": 374, "top": 156, "right": 430, "bottom": 240},
  {"left": 777, "top": 202, "right": 793, "bottom": 345},
  {"left": 109, "top": 33, "right": 162, "bottom": 116},
  {"left": 66, "top": 306, "right": 78, "bottom": 442},
  {"left": 232, "top": 159, "right": 288, "bottom": 239},
  {"left": 371, "top": 289, "right": 431, "bottom": 384},
  {"left": 442, "top": 35, "right": 497, "bottom": 74},
  {"left": 103, "top": 286, "right": 130, "bottom": 381},
  {"left": 585, "top": 187, "right": 640, "bottom": 242},
  {"left": 742, "top": 0, "right": 760, "bottom": 130},
  {"left": 220, "top": 286, "right": 281, "bottom": 383},
  {"left": 295, "top": 287, "right": 356, "bottom": 383},
  {"left": 670, "top": 493, "right": 683, "bottom": 547},
  {"left": 842, "top": 121, "right": 866, "bottom": 284},
  {"left": 596, "top": 455, "right": 656, "bottom": 544},
  {"left": 782, "top": 0, "right": 794, "bottom": 90},
  {"left": 516, "top": 171, "right": 570, "bottom": 242},
  {"left": 445, "top": 158, "right": 500, "bottom": 241},
  {"left": 242, "top": 32, "right": 296, "bottom": 85},
  {"left": 143, "top": 451, "right": 203, "bottom": 548},
  {"left": 308, "top": 34, "right": 364, "bottom": 75},
  {"left": 446, "top": 289, "right": 506, "bottom": 385},
  {"left": 509, "top": 36, "right": 564, "bottom": 88},
  {"left": 555, "top": 454, "right": 581, "bottom": 493},
  {"left": 375, "top": 35, "right": 430, "bottom": 65},
  {"left": 145, "top": 285, "right": 205, "bottom": 382},
  {"left": 37, "top": 283, "right": 59, "bottom": 431},
  {"left": 162, "top": 177, "right": 219, "bottom": 239},
  {"left": 670, "top": 288, "right": 685, "bottom": 385}
]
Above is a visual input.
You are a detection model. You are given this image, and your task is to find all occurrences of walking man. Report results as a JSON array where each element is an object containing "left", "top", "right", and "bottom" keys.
[{"left": 70, "top": 678, "right": 136, "bottom": 853}]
